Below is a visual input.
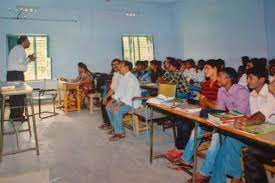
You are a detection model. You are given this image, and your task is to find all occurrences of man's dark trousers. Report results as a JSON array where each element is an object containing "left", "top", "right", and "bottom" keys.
[{"left": 6, "top": 71, "right": 25, "bottom": 120}]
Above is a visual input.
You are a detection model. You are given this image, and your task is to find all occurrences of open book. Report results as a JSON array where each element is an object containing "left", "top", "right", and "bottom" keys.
[{"left": 245, "top": 123, "right": 275, "bottom": 135}]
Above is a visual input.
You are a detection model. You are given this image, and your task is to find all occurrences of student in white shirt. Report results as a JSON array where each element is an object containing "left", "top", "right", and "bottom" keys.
[
  {"left": 106, "top": 61, "right": 141, "bottom": 141},
  {"left": 238, "top": 59, "right": 255, "bottom": 87},
  {"left": 183, "top": 59, "right": 197, "bottom": 83},
  {"left": 7, "top": 36, "right": 36, "bottom": 121},
  {"left": 196, "top": 60, "right": 206, "bottom": 82},
  {"left": 99, "top": 59, "right": 121, "bottom": 130}
]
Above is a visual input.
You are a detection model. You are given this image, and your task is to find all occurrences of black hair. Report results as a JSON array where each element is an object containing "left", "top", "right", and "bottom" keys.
[
  {"left": 78, "top": 62, "right": 92, "bottom": 74},
  {"left": 241, "top": 56, "right": 249, "bottom": 61},
  {"left": 221, "top": 67, "right": 238, "bottom": 84},
  {"left": 269, "top": 59, "right": 275, "bottom": 66},
  {"left": 112, "top": 58, "right": 121, "bottom": 64},
  {"left": 17, "top": 36, "right": 28, "bottom": 45},
  {"left": 198, "top": 60, "right": 205, "bottom": 65},
  {"left": 247, "top": 67, "right": 269, "bottom": 84},
  {"left": 135, "top": 61, "right": 142, "bottom": 66},
  {"left": 121, "top": 60, "right": 133, "bottom": 71},
  {"left": 169, "top": 60, "right": 178, "bottom": 68},
  {"left": 166, "top": 57, "right": 176, "bottom": 63},
  {"left": 186, "top": 59, "right": 195, "bottom": 67},
  {"left": 150, "top": 60, "right": 158, "bottom": 65},
  {"left": 216, "top": 59, "right": 225, "bottom": 68},
  {"left": 205, "top": 59, "right": 222, "bottom": 72}
]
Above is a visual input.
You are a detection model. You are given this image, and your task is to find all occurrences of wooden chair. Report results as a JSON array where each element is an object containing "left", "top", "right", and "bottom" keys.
[
  {"left": 63, "top": 83, "right": 81, "bottom": 113},
  {"left": 87, "top": 93, "right": 101, "bottom": 112},
  {"left": 125, "top": 84, "right": 176, "bottom": 136}
]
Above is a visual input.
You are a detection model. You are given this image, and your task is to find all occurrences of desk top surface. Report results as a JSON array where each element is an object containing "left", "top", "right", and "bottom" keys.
[
  {"left": 0, "top": 82, "right": 33, "bottom": 95},
  {"left": 147, "top": 102, "right": 275, "bottom": 147}
]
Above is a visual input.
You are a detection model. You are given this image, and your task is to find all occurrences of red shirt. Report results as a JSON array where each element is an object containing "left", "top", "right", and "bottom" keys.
[{"left": 200, "top": 79, "right": 219, "bottom": 101}]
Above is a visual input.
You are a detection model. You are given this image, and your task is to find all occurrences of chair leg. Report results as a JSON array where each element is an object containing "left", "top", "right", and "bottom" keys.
[
  {"left": 172, "top": 120, "right": 177, "bottom": 143},
  {"left": 25, "top": 105, "right": 32, "bottom": 137},
  {"left": 90, "top": 97, "right": 94, "bottom": 111},
  {"left": 133, "top": 115, "right": 140, "bottom": 136}
]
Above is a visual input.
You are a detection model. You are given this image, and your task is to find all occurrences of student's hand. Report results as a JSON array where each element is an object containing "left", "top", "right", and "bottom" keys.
[
  {"left": 112, "top": 104, "right": 120, "bottom": 111},
  {"left": 28, "top": 54, "right": 36, "bottom": 62},
  {"left": 234, "top": 117, "right": 249, "bottom": 130},
  {"left": 105, "top": 100, "right": 114, "bottom": 108},
  {"left": 102, "top": 98, "right": 108, "bottom": 105}
]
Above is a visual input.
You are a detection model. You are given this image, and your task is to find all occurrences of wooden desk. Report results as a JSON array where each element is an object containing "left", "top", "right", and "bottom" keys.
[
  {"left": 0, "top": 82, "right": 39, "bottom": 161},
  {"left": 57, "top": 80, "right": 81, "bottom": 112},
  {"left": 140, "top": 83, "right": 159, "bottom": 90},
  {"left": 146, "top": 102, "right": 275, "bottom": 182}
]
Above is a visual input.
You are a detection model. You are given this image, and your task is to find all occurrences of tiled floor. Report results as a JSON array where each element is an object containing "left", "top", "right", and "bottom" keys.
[{"left": 0, "top": 106, "right": 188, "bottom": 183}]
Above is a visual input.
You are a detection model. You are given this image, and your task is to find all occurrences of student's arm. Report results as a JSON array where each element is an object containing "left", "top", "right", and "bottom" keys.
[
  {"left": 235, "top": 112, "right": 266, "bottom": 130},
  {"left": 199, "top": 95, "right": 217, "bottom": 109},
  {"left": 102, "top": 89, "right": 114, "bottom": 104}
]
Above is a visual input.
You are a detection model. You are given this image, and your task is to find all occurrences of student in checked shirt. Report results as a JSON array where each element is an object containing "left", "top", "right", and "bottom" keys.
[
  {"left": 161, "top": 60, "right": 189, "bottom": 97},
  {"left": 176, "top": 67, "right": 251, "bottom": 183},
  {"left": 210, "top": 67, "right": 275, "bottom": 183}
]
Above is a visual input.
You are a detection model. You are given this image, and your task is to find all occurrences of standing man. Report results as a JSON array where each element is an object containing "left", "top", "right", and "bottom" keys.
[{"left": 7, "top": 36, "right": 36, "bottom": 121}]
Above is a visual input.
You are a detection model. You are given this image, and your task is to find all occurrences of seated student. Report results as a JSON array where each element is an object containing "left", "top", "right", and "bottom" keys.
[
  {"left": 163, "top": 57, "right": 173, "bottom": 71},
  {"left": 134, "top": 61, "right": 152, "bottom": 84},
  {"left": 269, "top": 59, "right": 275, "bottom": 82},
  {"left": 196, "top": 59, "right": 206, "bottom": 82},
  {"left": 177, "top": 67, "right": 250, "bottom": 183},
  {"left": 99, "top": 58, "right": 121, "bottom": 130},
  {"left": 211, "top": 67, "right": 274, "bottom": 183},
  {"left": 238, "top": 56, "right": 249, "bottom": 79},
  {"left": 216, "top": 59, "right": 225, "bottom": 70},
  {"left": 150, "top": 60, "right": 165, "bottom": 83},
  {"left": 161, "top": 59, "right": 189, "bottom": 97},
  {"left": 199, "top": 60, "right": 220, "bottom": 109},
  {"left": 106, "top": 61, "right": 141, "bottom": 141},
  {"left": 241, "top": 80, "right": 275, "bottom": 183},
  {"left": 179, "top": 60, "right": 187, "bottom": 72},
  {"left": 238, "top": 58, "right": 255, "bottom": 87},
  {"left": 61, "top": 62, "right": 93, "bottom": 107},
  {"left": 183, "top": 59, "right": 197, "bottom": 83},
  {"left": 167, "top": 60, "right": 221, "bottom": 160}
]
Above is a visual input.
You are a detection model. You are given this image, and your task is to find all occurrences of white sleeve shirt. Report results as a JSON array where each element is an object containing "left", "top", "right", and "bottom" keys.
[
  {"left": 250, "top": 84, "right": 275, "bottom": 123},
  {"left": 114, "top": 71, "right": 141, "bottom": 108},
  {"left": 7, "top": 45, "right": 29, "bottom": 72}
]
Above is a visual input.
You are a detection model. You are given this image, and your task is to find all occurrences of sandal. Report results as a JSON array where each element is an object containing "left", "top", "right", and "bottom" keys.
[
  {"left": 109, "top": 134, "right": 125, "bottom": 141},
  {"left": 172, "top": 160, "right": 192, "bottom": 168},
  {"left": 99, "top": 124, "right": 112, "bottom": 130}
]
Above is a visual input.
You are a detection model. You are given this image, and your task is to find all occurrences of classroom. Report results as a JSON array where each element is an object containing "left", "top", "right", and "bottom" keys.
[{"left": 0, "top": 0, "right": 274, "bottom": 183}]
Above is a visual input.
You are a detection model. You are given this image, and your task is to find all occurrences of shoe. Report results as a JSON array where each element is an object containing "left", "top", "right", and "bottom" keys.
[
  {"left": 109, "top": 134, "right": 125, "bottom": 141},
  {"left": 107, "top": 129, "right": 115, "bottom": 135},
  {"left": 154, "top": 149, "right": 183, "bottom": 162},
  {"left": 98, "top": 124, "right": 112, "bottom": 130},
  {"left": 172, "top": 160, "right": 192, "bottom": 168},
  {"left": 186, "top": 173, "right": 209, "bottom": 183}
]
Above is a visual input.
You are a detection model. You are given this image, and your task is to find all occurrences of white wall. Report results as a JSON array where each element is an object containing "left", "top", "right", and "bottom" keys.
[
  {"left": 0, "top": 1, "right": 175, "bottom": 80},
  {"left": 264, "top": 0, "right": 275, "bottom": 59},
  {"left": 172, "top": 0, "right": 268, "bottom": 68}
]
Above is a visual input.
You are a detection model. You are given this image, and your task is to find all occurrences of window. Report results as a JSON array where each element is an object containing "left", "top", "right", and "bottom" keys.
[
  {"left": 7, "top": 35, "right": 51, "bottom": 80},
  {"left": 122, "top": 35, "right": 154, "bottom": 65}
]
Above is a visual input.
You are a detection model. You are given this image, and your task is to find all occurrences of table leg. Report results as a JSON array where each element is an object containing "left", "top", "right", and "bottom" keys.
[
  {"left": 192, "top": 122, "right": 199, "bottom": 183},
  {"left": 150, "top": 107, "right": 154, "bottom": 164},
  {"left": 0, "top": 95, "right": 4, "bottom": 161},
  {"left": 30, "top": 94, "right": 40, "bottom": 155}
]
